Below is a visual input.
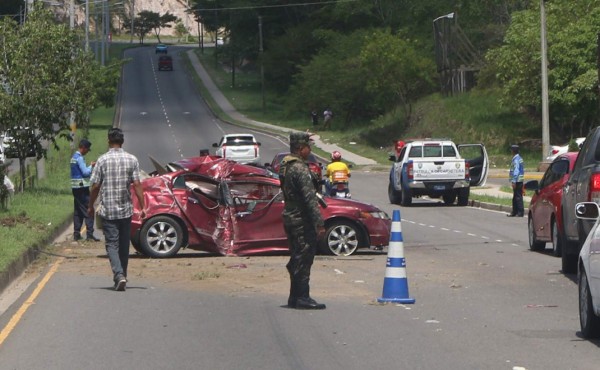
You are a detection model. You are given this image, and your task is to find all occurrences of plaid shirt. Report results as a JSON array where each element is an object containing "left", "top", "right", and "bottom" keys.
[{"left": 90, "top": 148, "right": 140, "bottom": 220}]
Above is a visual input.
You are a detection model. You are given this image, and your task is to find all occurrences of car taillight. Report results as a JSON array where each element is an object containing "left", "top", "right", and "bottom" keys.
[
  {"left": 407, "top": 162, "right": 413, "bottom": 180},
  {"left": 465, "top": 162, "right": 470, "bottom": 180},
  {"left": 590, "top": 173, "right": 600, "bottom": 202},
  {"left": 222, "top": 145, "right": 226, "bottom": 158},
  {"left": 254, "top": 144, "right": 258, "bottom": 157}
]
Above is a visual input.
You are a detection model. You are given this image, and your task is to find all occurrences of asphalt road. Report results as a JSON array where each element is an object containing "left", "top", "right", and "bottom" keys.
[
  {"left": 1, "top": 46, "right": 599, "bottom": 370},
  {"left": 118, "top": 45, "right": 287, "bottom": 173}
]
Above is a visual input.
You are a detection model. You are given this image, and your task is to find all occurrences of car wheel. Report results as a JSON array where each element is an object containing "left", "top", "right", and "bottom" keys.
[
  {"left": 528, "top": 216, "right": 545, "bottom": 251},
  {"left": 579, "top": 268, "right": 600, "bottom": 338},
  {"left": 551, "top": 219, "right": 562, "bottom": 257},
  {"left": 388, "top": 182, "right": 401, "bottom": 204},
  {"left": 320, "top": 220, "right": 361, "bottom": 256},
  {"left": 561, "top": 240, "right": 578, "bottom": 274},
  {"left": 139, "top": 216, "right": 184, "bottom": 258},
  {"left": 442, "top": 191, "right": 456, "bottom": 205},
  {"left": 400, "top": 184, "right": 412, "bottom": 206},
  {"left": 457, "top": 187, "right": 469, "bottom": 206}
]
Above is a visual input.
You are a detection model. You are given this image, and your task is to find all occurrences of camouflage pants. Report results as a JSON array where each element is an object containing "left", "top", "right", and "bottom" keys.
[{"left": 283, "top": 216, "right": 318, "bottom": 299}]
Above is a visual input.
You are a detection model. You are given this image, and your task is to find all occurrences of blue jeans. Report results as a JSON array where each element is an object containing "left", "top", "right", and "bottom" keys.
[{"left": 101, "top": 217, "right": 132, "bottom": 283}]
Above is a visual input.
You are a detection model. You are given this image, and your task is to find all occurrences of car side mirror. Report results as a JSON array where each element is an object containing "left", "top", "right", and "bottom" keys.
[
  {"left": 575, "top": 202, "right": 600, "bottom": 220},
  {"left": 524, "top": 180, "right": 540, "bottom": 192},
  {"left": 388, "top": 154, "right": 396, "bottom": 162},
  {"left": 212, "top": 143, "right": 218, "bottom": 148},
  {"left": 256, "top": 142, "right": 261, "bottom": 146}
]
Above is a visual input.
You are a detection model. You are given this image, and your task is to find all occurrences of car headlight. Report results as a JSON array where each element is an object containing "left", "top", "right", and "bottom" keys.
[{"left": 360, "top": 211, "right": 389, "bottom": 219}]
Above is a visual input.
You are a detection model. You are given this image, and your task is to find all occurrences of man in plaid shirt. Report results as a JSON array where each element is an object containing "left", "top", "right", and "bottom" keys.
[{"left": 88, "top": 128, "right": 146, "bottom": 291}]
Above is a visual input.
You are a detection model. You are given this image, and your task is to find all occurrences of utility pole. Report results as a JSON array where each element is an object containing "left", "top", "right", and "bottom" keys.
[
  {"left": 130, "top": 0, "right": 134, "bottom": 44},
  {"left": 540, "top": 0, "right": 550, "bottom": 161},
  {"left": 258, "top": 15, "right": 265, "bottom": 114},
  {"left": 85, "top": 0, "right": 89, "bottom": 52}
]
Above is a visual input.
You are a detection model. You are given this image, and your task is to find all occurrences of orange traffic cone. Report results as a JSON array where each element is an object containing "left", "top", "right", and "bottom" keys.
[{"left": 377, "top": 210, "right": 415, "bottom": 304}]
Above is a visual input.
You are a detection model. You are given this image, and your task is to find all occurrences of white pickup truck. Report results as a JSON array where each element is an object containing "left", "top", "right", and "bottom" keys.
[{"left": 388, "top": 140, "right": 489, "bottom": 206}]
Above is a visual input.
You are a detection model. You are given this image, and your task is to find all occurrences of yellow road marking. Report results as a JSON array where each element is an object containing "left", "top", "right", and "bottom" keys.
[{"left": 0, "top": 259, "right": 63, "bottom": 347}]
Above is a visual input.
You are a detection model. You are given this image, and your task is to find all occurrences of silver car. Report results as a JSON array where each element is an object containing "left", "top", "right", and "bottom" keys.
[
  {"left": 575, "top": 202, "right": 600, "bottom": 338},
  {"left": 212, "top": 134, "right": 261, "bottom": 165}
]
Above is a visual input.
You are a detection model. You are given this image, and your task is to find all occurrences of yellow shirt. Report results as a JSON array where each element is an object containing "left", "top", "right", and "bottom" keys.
[{"left": 326, "top": 162, "right": 350, "bottom": 182}]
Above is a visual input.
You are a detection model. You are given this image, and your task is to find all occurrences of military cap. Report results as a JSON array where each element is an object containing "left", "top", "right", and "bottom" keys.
[{"left": 290, "top": 132, "right": 311, "bottom": 147}]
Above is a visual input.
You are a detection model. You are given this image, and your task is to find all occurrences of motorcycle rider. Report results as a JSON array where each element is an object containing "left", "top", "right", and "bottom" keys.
[{"left": 324, "top": 151, "right": 350, "bottom": 196}]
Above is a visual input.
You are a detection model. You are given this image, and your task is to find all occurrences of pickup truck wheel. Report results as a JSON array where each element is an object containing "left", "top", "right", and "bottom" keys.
[
  {"left": 443, "top": 192, "right": 456, "bottom": 205},
  {"left": 400, "top": 185, "right": 412, "bottom": 206},
  {"left": 551, "top": 219, "right": 562, "bottom": 257},
  {"left": 457, "top": 188, "right": 470, "bottom": 206},
  {"left": 528, "top": 216, "right": 546, "bottom": 251},
  {"left": 388, "top": 183, "right": 401, "bottom": 204},
  {"left": 579, "top": 268, "right": 600, "bottom": 338}
]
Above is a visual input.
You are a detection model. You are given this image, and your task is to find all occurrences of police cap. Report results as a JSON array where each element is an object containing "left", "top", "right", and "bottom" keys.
[{"left": 79, "top": 139, "right": 92, "bottom": 150}]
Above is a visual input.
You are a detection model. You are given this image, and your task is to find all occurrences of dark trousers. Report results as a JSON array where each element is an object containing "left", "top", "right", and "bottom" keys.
[
  {"left": 102, "top": 217, "right": 132, "bottom": 282},
  {"left": 512, "top": 182, "right": 524, "bottom": 216},
  {"left": 72, "top": 187, "right": 94, "bottom": 237},
  {"left": 284, "top": 220, "right": 317, "bottom": 300}
]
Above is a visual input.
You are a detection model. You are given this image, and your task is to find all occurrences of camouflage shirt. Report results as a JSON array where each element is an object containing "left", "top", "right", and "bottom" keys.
[{"left": 279, "top": 154, "right": 324, "bottom": 228}]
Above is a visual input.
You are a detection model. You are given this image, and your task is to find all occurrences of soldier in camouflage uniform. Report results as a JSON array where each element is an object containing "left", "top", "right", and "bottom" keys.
[{"left": 279, "top": 132, "right": 326, "bottom": 310}]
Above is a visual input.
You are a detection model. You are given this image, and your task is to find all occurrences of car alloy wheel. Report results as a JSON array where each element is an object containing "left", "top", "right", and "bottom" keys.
[
  {"left": 321, "top": 221, "right": 360, "bottom": 256},
  {"left": 528, "top": 216, "right": 545, "bottom": 251},
  {"left": 579, "top": 269, "right": 600, "bottom": 338},
  {"left": 140, "top": 216, "right": 184, "bottom": 258}
]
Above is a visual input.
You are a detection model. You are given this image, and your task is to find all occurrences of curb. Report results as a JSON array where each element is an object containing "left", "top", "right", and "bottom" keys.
[{"left": 0, "top": 216, "right": 72, "bottom": 295}]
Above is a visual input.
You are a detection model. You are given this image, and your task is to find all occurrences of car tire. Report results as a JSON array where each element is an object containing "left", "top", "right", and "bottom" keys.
[
  {"left": 139, "top": 216, "right": 184, "bottom": 258},
  {"left": 400, "top": 184, "right": 412, "bottom": 206},
  {"left": 579, "top": 269, "right": 600, "bottom": 338},
  {"left": 561, "top": 240, "right": 578, "bottom": 274},
  {"left": 388, "top": 182, "right": 401, "bottom": 205},
  {"left": 551, "top": 219, "right": 562, "bottom": 257},
  {"left": 528, "top": 216, "right": 545, "bottom": 251},
  {"left": 443, "top": 191, "right": 456, "bottom": 205},
  {"left": 457, "top": 187, "right": 469, "bottom": 206},
  {"left": 319, "top": 220, "right": 361, "bottom": 256}
]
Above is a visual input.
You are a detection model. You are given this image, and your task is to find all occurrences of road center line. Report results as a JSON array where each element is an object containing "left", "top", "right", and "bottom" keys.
[{"left": 0, "top": 259, "right": 63, "bottom": 347}]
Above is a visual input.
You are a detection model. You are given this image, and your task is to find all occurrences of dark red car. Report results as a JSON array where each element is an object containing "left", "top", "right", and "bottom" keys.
[
  {"left": 525, "top": 152, "right": 578, "bottom": 257},
  {"left": 131, "top": 157, "right": 390, "bottom": 258}
]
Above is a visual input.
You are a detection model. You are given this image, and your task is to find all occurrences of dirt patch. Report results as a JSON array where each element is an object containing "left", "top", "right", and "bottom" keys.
[
  {"left": 0, "top": 212, "right": 31, "bottom": 227},
  {"left": 50, "top": 240, "right": 389, "bottom": 303}
]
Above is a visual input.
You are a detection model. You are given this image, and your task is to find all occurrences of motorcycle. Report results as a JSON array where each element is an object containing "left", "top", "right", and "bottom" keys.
[{"left": 325, "top": 170, "right": 351, "bottom": 199}]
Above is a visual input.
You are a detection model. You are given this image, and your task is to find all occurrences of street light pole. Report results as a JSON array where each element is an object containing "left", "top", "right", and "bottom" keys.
[
  {"left": 130, "top": 0, "right": 134, "bottom": 44},
  {"left": 540, "top": 0, "right": 550, "bottom": 161}
]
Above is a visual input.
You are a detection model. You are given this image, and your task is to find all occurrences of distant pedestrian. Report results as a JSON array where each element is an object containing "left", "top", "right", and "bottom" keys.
[
  {"left": 279, "top": 132, "right": 326, "bottom": 310},
  {"left": 322, "top": 108, "right": 333, "bottom": 130},
  {"left": 507, "top": 144, "right": 524, "bottom": 217},
  {"left": 310, "top": 110, "right": 319, "bottom": 128},
  {"left": 70, "top": 139, "right": 99, "bottom": 241},
  {"left": 88, "top": 128, "right": 146, "bottom": 291}
]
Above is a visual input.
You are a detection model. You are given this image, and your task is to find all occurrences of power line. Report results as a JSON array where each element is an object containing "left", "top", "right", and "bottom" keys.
[{"left": 192, "top": 0, "right": 357, "bottom": 12}]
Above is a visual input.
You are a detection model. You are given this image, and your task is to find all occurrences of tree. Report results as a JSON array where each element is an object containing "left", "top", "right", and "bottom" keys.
[
  {"left": 174, "top": 20, "right": 188, "bottom": 42},
  {"left": 0, "top": 5, "right": 119, "bottom": 192},
  {"left": 134, "top": 10, "right": 158, "bottom": 44},
  {"left": 486, "top": 0, "right": 600, "bottom": 137},
  {"left": 360, "top": 29, "right": 436, "bottom": 121}
]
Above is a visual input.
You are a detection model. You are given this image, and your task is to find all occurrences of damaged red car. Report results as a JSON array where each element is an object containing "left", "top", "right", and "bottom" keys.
[{"left": 130, "top": 156, "right": 391, "bottom": 258}]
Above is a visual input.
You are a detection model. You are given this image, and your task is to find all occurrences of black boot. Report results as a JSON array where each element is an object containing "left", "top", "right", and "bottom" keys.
[
  {"left": 295, "top": 282, "right": 326, "bottom": 310},
  {"left": 287, "top": 280, "right": 298, "bottom": 308}
]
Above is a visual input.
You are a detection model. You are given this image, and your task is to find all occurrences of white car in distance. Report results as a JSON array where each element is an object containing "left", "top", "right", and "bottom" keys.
[{"left": 212, "top": 134, "right": 261, "bottom": 165}]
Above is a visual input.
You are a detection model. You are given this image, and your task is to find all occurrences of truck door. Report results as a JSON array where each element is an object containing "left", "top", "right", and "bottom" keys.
[{"left": 458, "top": 144, "right": 489, "bottom": 186}]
